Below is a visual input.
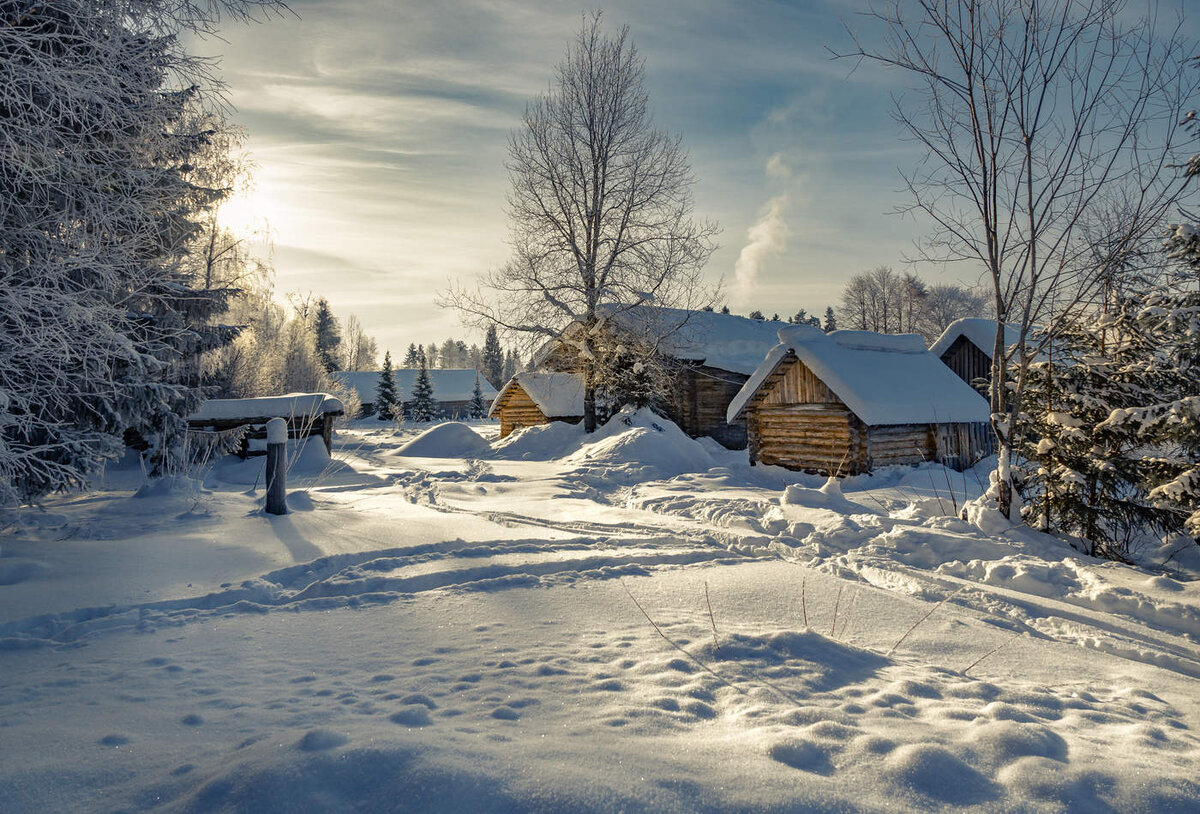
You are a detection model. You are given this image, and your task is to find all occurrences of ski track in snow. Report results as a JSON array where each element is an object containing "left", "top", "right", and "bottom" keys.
[{"left": 3, "top": 417, "right": 1200, "bottom": 812}]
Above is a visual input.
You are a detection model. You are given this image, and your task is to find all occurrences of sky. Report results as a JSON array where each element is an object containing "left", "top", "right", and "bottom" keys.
[{"left": 197, "top": 0, "right": 962, "bottom": 358}]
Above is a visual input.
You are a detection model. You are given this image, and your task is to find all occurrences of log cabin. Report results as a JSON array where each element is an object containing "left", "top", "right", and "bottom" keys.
[
  {"left": 729, "top": 326, "right": 992, "bottom": 475},
  {"left": 490, "top": 372, "right": 585, "bottom": 438},
  {"left": 187, "top": 393, "right": 345, "bottom": 456},
  {"left": 928, "top": 319, "right": 1024, "bottom": 394},
  {"left": 537, "top": 305, "right": 784, "bottom": 449}
]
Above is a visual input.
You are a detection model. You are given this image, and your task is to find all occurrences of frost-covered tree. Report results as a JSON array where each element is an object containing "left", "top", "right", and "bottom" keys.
[
  {"left": 481, "top": 325, "right": 504, "bottom": 388},
  {"left": 467, "top": 374, "right": 487, "bottom": 420},
  {"left": 0, "top": 0, "right": 282, "bottom": 501},
  {"left": 843, "top": 0, "right": 1200, "bottom": 518},
  {"left": 341, "top": 315, "right": 377, "bottom": 372},
  {"left": 375, "top": 351, "right": 400, "bottom": 421},
  {"left": 312, "top": 298, "right": 341, "bottom": 373},
  {"left": 503, "top": 349, "right": 520, "bottom": 382},
  {"left": 406, "top": 360, "right": 437, "bottom": 422},
  {"left": 444, "top": 13, "right": 717, "bottom": 432}
]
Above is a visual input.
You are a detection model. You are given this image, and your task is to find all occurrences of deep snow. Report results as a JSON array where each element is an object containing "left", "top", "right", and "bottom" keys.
[{"left": 1, "top": 410, "right": 1199, "bottom": 812}]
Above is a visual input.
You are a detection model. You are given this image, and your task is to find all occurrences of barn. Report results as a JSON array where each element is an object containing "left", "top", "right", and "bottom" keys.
[
  {"left": 489, "top": 372, "right": 585, "bottom": 438},
  {"left": 332, "top": 369, "right": 498, "bottom": 419},
  {"left": 537, "top": 306, "right": 783, "bottom": 449},
  {"left": 928, "top": 318, "right": 1024, "bottom": 394},
  {"left": 728, "top": 326, "right": 992, "bottom": 475},
  {"left": 188, "top": 393, "right": 345, "bottom": 456}
]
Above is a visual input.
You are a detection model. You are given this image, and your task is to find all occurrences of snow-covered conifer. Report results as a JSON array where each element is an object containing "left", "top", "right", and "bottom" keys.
[
  {"left": 482, "top": 325, "right": 504, "bottom": 388},
  {"left": 468, "top": 375, "right": 487, "bottom": 420},
  {"left": 375, "top": 352, "right": 400, "bottom": 420},
  {"left": 407, "top": 361, "right": 437, "bottom": 422}
]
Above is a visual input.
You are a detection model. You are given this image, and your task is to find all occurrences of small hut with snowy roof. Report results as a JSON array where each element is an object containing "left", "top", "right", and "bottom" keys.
[
  {"left": 928, "top": 318, "right": 1025, "bottom": 394},
  {"left": 728, "top": 326, "right": 992, "bottom": 474},
  {"left": 537, "top": 305, "right": 784, "bottom": 449},
  {"left": 490, "top": 372, "right": 586, "bottom": 438}
]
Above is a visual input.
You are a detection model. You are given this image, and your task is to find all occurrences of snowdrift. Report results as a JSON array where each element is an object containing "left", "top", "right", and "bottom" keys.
[{"left": 396, "top": 422, "right": 491, "bottom": 458}]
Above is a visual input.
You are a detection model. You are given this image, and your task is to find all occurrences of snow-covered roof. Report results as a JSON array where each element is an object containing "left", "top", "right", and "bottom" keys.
[
  {"left": 490, "top": 372, "right": 585, "bottom": 419},
  {"left": 928, "top": 319, "right": 1023, "bottom": 360},
  {"left": 727, "top": 326, "right": 991, "bottom": 426},
  {"left": 537, "top": 305, "right": 785, "bottom": 376},
  {"left": 331, "top": 369, "right": 497, "bottom": 404},
  {"left": 190, "top": 393, "right": 344, "bottom": 422}
]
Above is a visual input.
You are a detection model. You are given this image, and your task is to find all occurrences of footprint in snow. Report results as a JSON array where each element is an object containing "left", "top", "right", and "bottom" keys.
[
  {"left": 768, "top": 738, "right": 835, "bottom": 775},
  {"left": 297, "top": 729, "right": 349, "bottom": 751},
  {"left": 389, "top": 705, "right": 432, "bottom": 727},
  {"left": 99, "top": 734, "right": 130, "bottom": 746},
  {"left": 180, "top": 714, "right": 204, "bottom": 726},
  {"left": 491, "top": 706, "right": 521, "bottom": 721}
]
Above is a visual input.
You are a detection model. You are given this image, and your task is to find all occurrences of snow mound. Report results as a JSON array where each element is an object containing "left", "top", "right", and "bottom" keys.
[
  {"left": 490, "top": 420, "right": 584, "bottom": 461},
  {"left": 396, "top": 422, "right": 490, "bottom": 458},
  {"left": 782, "top": 477, "right": 872, "bottom": 514},
  {"left": 566, "top": 407, "right": 715, "bottom": 480}
]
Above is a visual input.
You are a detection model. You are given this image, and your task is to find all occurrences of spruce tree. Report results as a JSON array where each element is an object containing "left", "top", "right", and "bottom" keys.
[
  {"left": 482, "top": 325, "right": 504, "bottom": 388},
  {"left": 403, "top": 343, "right": 421, "bottom": 368},
  {"left": 824, "top": 306, "right": 837, "bottom": 332},
  {"left": 503, "top": 349, "right": 519, "bottom": 382},
  {"left": 312, "top": 298, "right": 341, "bottom": 373},
  {"left": 468, "top": 374, "right": 487, "bottom": 420},
  {"left": 375, "top": 351, "right": 400, "bottom": 420},
  {"left": 408, "top": 359, "right": 437, "bottom": 422}
]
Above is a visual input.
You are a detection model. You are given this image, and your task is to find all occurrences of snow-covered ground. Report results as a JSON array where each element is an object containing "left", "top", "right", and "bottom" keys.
[{"left": 2, "top": 411, "right": 1199, "bottom": 812}]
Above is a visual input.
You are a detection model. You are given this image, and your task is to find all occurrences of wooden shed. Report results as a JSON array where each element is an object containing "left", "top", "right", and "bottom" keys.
[
  {"left": 489, "top": 372, "right": 585, "bottom": 438},
  {"left": 729, "top": 327, "right": 992, "bottom": 475},
  {"left": 187, "top": 393, "right": 345, "bottom": 456},
  {"left": 929, "top": 319, "right": 1023, "bottom": 394},
  {"left": 537, "top": 305, "right": 783, "bottom": 449}
]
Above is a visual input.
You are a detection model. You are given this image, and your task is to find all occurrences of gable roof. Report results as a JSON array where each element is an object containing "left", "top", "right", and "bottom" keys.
[
  {"left": 490, "top": 372, "right": 585, "bottom": 419},
  {"left": 190, "top": 393, "right": 344, "bottom": 422},
  {"left": 332, "top": 369, "right": 497, "bottom": 404},
  {"left": 728, "top": 326, "right": 991, "bottom": 426},
  {"left": 537, "top": 305, "right": 785, "bottom": 376},
  {"left": 928, "top": 318, "right": 1024, "bottom": 360}
]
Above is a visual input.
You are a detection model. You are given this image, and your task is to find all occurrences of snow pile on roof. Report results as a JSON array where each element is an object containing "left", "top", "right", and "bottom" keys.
[
  {"left": 928, "top": 318, "right": 1024, "bottom": 360},
  {"left": 490, "top": 372, "right": 585, "bottom": 418},
  {"left": 189, "top": 393, "right": 344, "bottom": 422},
  {"left": 332, "top": 369, "right": 496, "bottom": 403},
  {"left": 396, "top": 423, "right": 491, "bottom": 458},
  {"left": 728, "top": 326, "right": 990, "bottom": 425},
  {"left": 566, "top": 406, "right": 715, "bottom": 480},
  {"left": 598, "top": 304, "right": 786, "bottom": 375}
]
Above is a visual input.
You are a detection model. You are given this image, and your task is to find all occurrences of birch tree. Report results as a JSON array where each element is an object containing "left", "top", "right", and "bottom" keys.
[
  {"left": 842, "top": 0, "right": 1199, "bottom": 517},
  {"left": 445, "top": 13, "right": 718, "bottom": 432}
]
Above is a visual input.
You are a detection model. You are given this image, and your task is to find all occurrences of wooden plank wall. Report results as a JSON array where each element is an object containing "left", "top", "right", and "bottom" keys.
[
  {"left": 941, "top": 336, "right": 992, "bottom": 395},
  {"left": 670, "top": 366, "right": 749, "bottom": 449},
  {"left": 187, "top": 413, "right": 337, "bottom": 456}
]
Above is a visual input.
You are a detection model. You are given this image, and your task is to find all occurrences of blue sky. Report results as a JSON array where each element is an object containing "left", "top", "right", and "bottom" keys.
[{"left": 201, "top": 0, "right": 961, "bottom": 357}]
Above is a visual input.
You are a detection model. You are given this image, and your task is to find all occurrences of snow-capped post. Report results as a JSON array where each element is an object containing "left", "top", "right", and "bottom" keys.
[{"left": 265, "top": 417, "right": 288, "bottom": 516}]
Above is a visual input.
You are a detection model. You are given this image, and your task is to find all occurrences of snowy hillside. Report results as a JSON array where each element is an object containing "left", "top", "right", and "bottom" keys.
[{"left": 1, "top": 411, "right": 1198, "bottom": 812}]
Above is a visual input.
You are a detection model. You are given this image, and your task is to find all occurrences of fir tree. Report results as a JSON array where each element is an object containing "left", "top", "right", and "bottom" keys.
[
  {"left": 1020, "top": 295, "right": 1200, "bottom": 558},
  {"left": 407, "top": 359, "right": 437, "bottom": 422},
  {"left": 468, "top": 374, "right": 487, "bottom": 420},
  {"left": 824, "top": 306, "right": 837, "bottom": 332},
  {"left": 503, "top": 349, "right": 519, "bottom": 382},
  {"left": 403, "top": 343, "right": 421, "bottom": 368},
  {"left": 375, "top": 351, "right": 400, "bottom": 420},
  {"left": 748, "top": 310, "right": 765, "bottom": 320},
  {"left": 312, "top": 298, "right": 341, "bottom": 373},
  {"left": 482, "top": 325, "right": 504, "bottom": 388}
]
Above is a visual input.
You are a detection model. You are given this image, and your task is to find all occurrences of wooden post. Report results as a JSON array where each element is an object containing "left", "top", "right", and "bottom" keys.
[{"left": 265, "top": 417, "right": 288, "bottom": 515}]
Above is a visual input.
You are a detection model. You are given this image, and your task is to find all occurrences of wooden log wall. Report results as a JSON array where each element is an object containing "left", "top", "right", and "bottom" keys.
[{"left": 497, "top": 386, "right": 551, "bottom": 438}]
